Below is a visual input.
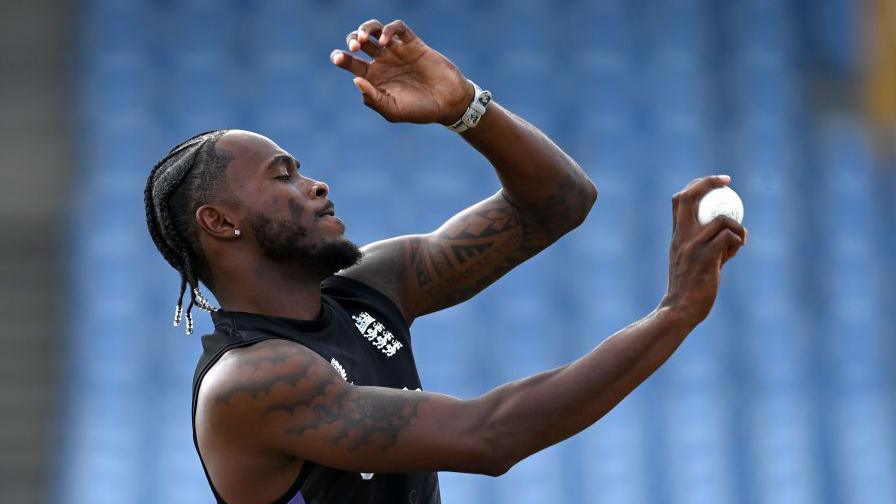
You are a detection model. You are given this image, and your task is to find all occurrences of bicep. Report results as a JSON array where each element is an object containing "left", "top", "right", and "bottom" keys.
[
  {"left": 403, "top": 190, "right": 555, "bottom": 317},
  {"left": 202, "top": 340, "right": 493, "bottom": 475},
  {"left": 340, "top": 191, "right": 557, "bottom": 321}
]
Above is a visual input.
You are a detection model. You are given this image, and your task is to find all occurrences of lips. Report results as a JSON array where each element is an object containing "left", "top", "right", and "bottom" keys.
[{"left": 317, "top": 202, "right": 336, "bottom": 218}]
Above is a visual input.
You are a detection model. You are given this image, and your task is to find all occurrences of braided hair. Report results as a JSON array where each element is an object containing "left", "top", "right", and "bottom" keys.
[{"left": 144, "top": 129, "right": 234, "bottom": 334}]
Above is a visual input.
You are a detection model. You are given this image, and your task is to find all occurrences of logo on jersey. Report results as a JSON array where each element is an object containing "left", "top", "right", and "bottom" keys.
[
  {"left": 330, "top": 358, "right": 349, "bottom": 382},
  {"left": 351, "top": 312, "right": 403, "bottom": 357}
]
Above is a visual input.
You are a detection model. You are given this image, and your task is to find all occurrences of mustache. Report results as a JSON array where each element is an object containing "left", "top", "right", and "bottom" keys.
[{"left": 316, "top": 201, "right": 336, "bottom": 217}]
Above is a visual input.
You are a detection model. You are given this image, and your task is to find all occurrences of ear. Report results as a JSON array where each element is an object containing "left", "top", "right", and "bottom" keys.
[{"left": 196, "top": 204, "right": 239, "bottom": 239}]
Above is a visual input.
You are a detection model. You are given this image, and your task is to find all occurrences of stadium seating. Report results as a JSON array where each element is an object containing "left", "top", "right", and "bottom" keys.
[{"left": 61, "top": 0, "right": 896, "bottom": 502}]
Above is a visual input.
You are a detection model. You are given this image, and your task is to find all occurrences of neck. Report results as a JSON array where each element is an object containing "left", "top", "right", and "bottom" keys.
[{"left": 211, "top": 258, "right": 326, "bottom": 321}]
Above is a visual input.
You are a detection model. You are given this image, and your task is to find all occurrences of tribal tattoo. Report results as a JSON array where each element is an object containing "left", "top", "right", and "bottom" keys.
[
  {"left": 404, "top": 173, "right": 592, "bottom": 314},
  {"left": 212, "top": 340, "right": 428, "bottom": 452}
]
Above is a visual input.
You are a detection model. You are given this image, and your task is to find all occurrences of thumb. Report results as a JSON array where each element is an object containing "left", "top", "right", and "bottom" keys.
[{"left": 353, "top": 77, "right": 385, "bottom": 109}]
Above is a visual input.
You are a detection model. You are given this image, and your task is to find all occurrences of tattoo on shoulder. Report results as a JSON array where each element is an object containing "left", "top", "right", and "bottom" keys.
[
  {"left": 212, "top": 342, "right": 315, "bottom": 405},
  {"left": 212, "top": 341, "right": 428, "bottom": 452}
]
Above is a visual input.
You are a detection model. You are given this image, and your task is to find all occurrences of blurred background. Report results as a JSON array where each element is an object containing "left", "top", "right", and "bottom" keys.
[{"left": 1, "top": 0, "right": 895, "bottom": 502}]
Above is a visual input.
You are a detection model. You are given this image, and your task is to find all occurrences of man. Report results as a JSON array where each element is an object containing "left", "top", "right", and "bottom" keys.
[{"left": 144, "top": 19, "right": 747, "bottom": 504}]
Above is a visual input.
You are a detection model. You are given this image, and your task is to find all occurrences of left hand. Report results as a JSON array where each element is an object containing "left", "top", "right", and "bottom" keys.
[{"left": 330, "top": 19, "right": 474, "bottom": 125}]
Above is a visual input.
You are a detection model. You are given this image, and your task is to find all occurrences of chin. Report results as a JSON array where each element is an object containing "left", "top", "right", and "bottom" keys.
[{"left": 314, "top": 238, "right": 363, "bottom": 275}]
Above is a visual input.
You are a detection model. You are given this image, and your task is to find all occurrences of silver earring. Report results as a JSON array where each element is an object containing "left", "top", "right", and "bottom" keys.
[{"left": 234, "top": 229, "right": 241, "bottom": 237}]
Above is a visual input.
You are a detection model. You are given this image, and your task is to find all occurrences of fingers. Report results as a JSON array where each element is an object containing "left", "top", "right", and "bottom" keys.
[
  {"left": 379, "top": 19, "right": 417, "bottom": 47},
  {"left": 357, "top": 19, "right": 385, "bottom": 45},
  {"left": 697, "top": 215, "right": 746, "bottom": 267},
  {"left": 345, "top": 19, "right": 384, "bottom": 57},
  {"left": 333, "top": 50, "right": 369, "bottom": 75},
  {"left": 346, "top": 31, "right": 380, "bottom": 57},
  {"left": 695, "top": 215, "right": 746, "bottom": 245},
  {"left": 708, "top": 227, "right": 745, "bottom": 266},
  {"left": 676, "top": 174, "right": 730, "bottom": 208},
  {"left": 330, "top": 50, "right": 369, "bottom": 77},
  {"left": 341, "top": 20, "right": 420, "bottom": 67},
  {"left": 672, "top": 174, "right": 731, "bottom": 232}
]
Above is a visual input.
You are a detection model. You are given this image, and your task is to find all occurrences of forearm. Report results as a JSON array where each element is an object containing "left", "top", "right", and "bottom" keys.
[
  {"left": 460, "top": 102, "right": 597, "bottom": 229},
  {"left": 475, "top": 306, "right": 694, "bottom": 473}
]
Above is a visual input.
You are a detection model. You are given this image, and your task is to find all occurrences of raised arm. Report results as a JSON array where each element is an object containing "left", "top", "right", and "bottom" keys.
[
  {"left": 330, "top": 19, "right": 597, "bottom": 321},
  {"left": 198, "top": 176, "right": 747, "bottom": 476}
]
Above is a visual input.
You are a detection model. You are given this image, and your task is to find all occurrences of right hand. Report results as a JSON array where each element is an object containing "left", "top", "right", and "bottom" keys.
[
  {"left": 331, "top": 19, "right": 474, "bottom": 125},
  {"left": 660, "top": 175, "right": 748, "bottom": 325}
]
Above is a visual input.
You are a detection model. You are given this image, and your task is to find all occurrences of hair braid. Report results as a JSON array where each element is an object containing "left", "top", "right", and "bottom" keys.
[{"left": 144, "top": 129, "right": 232, "bottom": 334}]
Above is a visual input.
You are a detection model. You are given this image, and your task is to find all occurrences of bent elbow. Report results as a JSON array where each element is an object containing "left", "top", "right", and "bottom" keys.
[
  {"left": 482, "top": 455, "right": 516, "bottom": 477},
  {"left": 473, "top": 442, "right": 516, "bottom": 477},
  {"left": 473, "top": 420, "right": 519, "bottom": 477}
]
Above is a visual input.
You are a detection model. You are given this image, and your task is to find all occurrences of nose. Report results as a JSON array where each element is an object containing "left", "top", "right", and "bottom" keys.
[{"left": 309, "top": 180, "right": 329, "bottom": 199}]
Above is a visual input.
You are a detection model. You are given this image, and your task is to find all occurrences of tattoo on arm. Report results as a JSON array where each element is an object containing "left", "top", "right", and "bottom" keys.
[
  {"left": 410, "top": 202, "right": 522, "bottom": 304},
  {"left": 213, "top": 342, "right": 428, "bottom": 453},
  {"left": 406, "top": 175, "right": 589, "bottom": 315},
  {"left": 275, "top": 386, "right": 426, "bottom": 451},
  {"left": 338, "top": 170, "right": 594, "bottom": 321}
]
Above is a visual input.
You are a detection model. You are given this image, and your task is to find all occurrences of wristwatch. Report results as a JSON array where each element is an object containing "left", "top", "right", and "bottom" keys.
[{"left": 446, "top": 79, "right": 492, "bottom": 133}]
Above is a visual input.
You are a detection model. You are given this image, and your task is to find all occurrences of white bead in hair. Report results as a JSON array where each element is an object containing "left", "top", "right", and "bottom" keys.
[
  {"left": 192, "top": 287, "right": 220, "bottom": 312},
  {"left": 173, "top": 304, "right": 183, "bottom": 327}
]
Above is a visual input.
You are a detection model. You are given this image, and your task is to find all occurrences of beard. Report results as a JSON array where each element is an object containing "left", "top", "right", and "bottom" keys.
[{"left": 248, "top": 211, "right": 362, "bottom": 279}]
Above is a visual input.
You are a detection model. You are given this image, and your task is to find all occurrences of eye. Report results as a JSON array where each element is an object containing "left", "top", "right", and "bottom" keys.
[{"left": 275, "top": 174, "right": 292, "bottom": 181}]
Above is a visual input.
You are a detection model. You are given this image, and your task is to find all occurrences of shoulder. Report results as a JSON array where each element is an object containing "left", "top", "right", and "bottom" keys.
[
  {"left": 206, "top": 338, "right": 310, "bottom": 381},
  {"left": 196, "top": 339, "right": 340, "bottom": 432},
  {"left": 333, "top": 235, "right": 425, "bottom": 324}
]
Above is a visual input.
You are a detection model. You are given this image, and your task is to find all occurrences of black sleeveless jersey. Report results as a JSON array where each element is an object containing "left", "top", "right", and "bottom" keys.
[{"left": 191, "top": 275, "right": 441, "bottom": 504}]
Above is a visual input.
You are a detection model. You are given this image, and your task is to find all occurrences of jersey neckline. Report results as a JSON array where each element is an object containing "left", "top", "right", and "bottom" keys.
[{"left": 210, "top": 298, "right": 335, "bottom": 336}]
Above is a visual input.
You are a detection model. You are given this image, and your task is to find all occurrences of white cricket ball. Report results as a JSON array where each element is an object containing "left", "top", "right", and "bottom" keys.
[{"left": 698, "top": 186, "right": 744, "bottom": 225}]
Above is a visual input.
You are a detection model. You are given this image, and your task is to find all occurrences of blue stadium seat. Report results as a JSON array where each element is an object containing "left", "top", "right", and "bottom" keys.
[{"left": 63, "top": 1, "right": 896, "bottom": 503}]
